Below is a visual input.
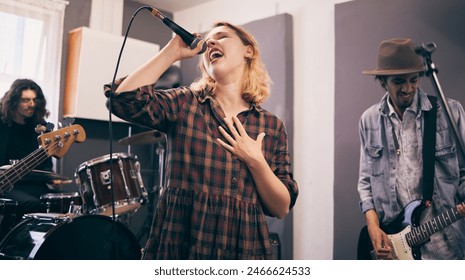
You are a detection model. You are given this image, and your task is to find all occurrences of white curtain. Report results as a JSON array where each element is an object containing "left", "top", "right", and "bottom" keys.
[{"left": 0, "top": 0, "right": 68, "bottom": 125}]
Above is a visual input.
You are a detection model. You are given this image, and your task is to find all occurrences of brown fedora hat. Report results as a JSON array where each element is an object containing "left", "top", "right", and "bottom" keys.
[{"left": 362, "top": 38, "right": 426, "bottom": 75}]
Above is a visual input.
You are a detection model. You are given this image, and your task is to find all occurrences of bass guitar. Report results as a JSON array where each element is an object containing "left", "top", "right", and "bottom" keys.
[
  {"left": 357, "top": 199, "right": 463, "bottom": 260},
  {"left": 0, "top": 124, "right": 86, "bottom": 194}
]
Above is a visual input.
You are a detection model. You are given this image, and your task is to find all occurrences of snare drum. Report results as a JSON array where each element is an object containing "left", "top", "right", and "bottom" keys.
[
  {"left": 75, "top": 153, "right": 147, "bottom": 216},
  {"left": 0, "top": 213, "right": 141, "bottom": 260},
  {"left": 40, "top": 192, "right": 82, "bottom": 214}
]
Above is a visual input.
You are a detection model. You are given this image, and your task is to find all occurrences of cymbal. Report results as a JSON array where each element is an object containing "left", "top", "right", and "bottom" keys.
[
  {"left": 118, "top": 130, "right": 165, "bottom": 146},
  {"left": 0, "top": 165, "right": 69, "bottom": 182}
]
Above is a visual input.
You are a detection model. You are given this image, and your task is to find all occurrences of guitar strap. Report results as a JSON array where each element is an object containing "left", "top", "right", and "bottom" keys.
[{"left": 422, "top": 95, "right": 437, "bottom": 207}]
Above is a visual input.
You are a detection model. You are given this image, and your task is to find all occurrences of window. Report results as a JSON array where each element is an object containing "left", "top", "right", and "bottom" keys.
[{"left": 0, "top": 0, "right": 68, "bottom": 125}]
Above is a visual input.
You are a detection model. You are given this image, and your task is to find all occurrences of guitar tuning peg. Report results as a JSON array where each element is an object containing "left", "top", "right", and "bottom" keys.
[
  {"left": 35, "top": 124, "right": 46, "bottom": 134},
  {"left": 35, "top": 123, "right": 54, "bottom": 134},
  {"left": 45, "top": 122, "right": 55, "bottom": 132},
  {"left": 62, "top": 117, "right": 75, "bottom": 127}
]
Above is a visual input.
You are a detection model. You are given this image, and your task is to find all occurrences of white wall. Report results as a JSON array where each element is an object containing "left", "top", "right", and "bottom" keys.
[{"left": 174, "top": 0, "right": 351, "bottom": 260}]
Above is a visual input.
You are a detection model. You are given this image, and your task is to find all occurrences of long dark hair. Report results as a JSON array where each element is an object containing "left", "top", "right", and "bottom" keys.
[{"left": 0, "top": 79, "right": 49, "bottom": 125}]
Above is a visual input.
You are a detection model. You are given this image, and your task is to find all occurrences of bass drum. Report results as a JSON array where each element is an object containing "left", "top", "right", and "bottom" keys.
[{"left": 0, "top": 213, "right": 141, "bottom": 260}]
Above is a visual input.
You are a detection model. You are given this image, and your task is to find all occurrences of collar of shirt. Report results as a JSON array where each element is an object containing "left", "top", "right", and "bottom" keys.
[{"left": 197, "top": 89, "right": 264, "bottom": 114}]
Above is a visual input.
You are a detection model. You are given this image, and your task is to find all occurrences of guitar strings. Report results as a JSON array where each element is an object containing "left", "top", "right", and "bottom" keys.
[{"left": 0, "top": 139, "right": 64, "bottom": 191}]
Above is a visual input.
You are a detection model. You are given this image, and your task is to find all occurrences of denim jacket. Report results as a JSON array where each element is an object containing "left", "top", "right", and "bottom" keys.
[{"left": 357, "top": 90, "right": 465, "bottom": 258}]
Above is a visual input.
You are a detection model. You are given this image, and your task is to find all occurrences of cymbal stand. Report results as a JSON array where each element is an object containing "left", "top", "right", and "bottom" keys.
[{"left": 136, "top": 141, "right": 165, "bottom": 243}]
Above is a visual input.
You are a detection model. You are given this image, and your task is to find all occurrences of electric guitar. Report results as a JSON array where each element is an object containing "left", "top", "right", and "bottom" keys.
[
  {"left": 357, "top": 199, "right": 464, "bottom": 260},
  {"left": 0, "top": 124, "right": 86, "bottom": 194}
]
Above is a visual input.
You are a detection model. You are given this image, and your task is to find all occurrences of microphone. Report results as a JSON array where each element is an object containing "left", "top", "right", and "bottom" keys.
[
  {"left": 149, "top": 7, "right": 207, "bottom": 54},
  {"left": 414, "top": 42, "right": 436, "bottom": 56}
]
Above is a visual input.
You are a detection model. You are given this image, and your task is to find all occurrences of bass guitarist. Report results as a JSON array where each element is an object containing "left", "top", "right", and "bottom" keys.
[
  {"left": 0, "top": 79, "right": 62, "bottom": 218},
  {"left": 357, "top": 38, "right": 465, "bottom": 259}
]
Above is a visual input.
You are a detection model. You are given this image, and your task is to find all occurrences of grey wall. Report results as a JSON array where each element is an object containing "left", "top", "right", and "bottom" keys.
[
  {"left": 181, "top": 14, "right": 295, "bottom": 260},
  {"left": 122, "top": 0, "right": 172, "bottom": 47},
  {"left": 334, "top": 0, "right": 465, "bottom": 259}
]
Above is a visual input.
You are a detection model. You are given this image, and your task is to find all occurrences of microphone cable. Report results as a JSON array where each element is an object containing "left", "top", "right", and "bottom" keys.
[{"left": 107, "top": 5, "right": 152, "bottom": 260}]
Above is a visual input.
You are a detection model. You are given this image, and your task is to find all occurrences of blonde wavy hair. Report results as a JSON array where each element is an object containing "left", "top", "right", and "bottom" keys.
[{"left": 190, "top": 22, "right": 271, "bottom": 105}]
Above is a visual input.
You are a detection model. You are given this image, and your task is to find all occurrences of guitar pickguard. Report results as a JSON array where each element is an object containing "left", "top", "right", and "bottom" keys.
[{"left": 387, "top": 226, "right": 414, "bottom": 260}]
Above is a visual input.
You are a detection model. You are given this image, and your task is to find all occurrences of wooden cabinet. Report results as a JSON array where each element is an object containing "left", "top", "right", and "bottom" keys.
[{"left": 64, "top": 26, "right": 159, "bottom": 122}]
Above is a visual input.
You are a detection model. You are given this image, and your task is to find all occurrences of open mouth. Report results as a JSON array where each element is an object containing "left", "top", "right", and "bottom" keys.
[{"left": 209, "top": 49, "right": 224, "bottom": 62}]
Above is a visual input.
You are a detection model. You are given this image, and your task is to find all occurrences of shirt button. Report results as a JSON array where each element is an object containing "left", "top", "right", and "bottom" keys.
[{"left": 231, "top": 177, "right": 237, "bottom": 184}]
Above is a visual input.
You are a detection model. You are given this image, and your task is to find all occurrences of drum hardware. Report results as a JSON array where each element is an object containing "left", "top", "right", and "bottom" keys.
[
  {"left": 57, "top": 179, "right": 73, "bottom": 185},
  {"left": 136, "top": 141, "right": 166, "bottom": 243},
  {"left": 0, "top": 252, "right": 21, "bottom": 260},
  {"left": 0, "top": 166, "right": 69, "bottom": 182},
  {"left": 0, "top": 139, "right": 163, "bottom": 258},
  {"left": 40, "top": 192, "right": 82, "bottom": 214},
  {"left": 0, "top": 198, "right": 20, "bottom": 241},
  {"left": 25, "top": 212, "right": 74, "bottom": 222},
  {"left": 119, "top": 129, "right": 166, "bottom": 195},
  {"left": 118, "top": 130, "right": 165, "bottom": 146},
  {"left": 75, "top": 153, "right": 148, "bottom": 216}
]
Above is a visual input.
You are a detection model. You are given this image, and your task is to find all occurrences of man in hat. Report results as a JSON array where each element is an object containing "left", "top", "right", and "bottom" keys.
[{"left": 357, "top": 38, "right": 465, "bottom": 259}]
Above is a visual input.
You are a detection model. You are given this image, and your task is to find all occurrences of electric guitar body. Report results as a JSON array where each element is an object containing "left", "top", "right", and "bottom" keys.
[{"left": 357, "top": 199, "right": 462, "bottom": 260}]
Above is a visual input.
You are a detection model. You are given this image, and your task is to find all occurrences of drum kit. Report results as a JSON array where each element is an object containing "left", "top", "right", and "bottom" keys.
[{"left": 0, "top": 130, "right": 165, "bottom": 260}]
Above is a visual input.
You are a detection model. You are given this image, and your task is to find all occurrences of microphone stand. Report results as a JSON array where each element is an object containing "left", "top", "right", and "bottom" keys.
[{"left": 416, "top": 42, "right": 465, "bottom": 159}]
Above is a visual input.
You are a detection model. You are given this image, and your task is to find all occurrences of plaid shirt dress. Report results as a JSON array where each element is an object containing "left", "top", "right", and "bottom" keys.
[{"left": 105, "top": 79, "right": 298, "bottom": 259}]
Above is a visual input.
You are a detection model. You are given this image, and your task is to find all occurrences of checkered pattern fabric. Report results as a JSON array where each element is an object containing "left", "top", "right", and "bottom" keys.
[{"left": 105, "top": 80, "right": 298, "bottom": 259}]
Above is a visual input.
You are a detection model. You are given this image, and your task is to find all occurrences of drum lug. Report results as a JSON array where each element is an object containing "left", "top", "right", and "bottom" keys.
[{"left": 100, "top": 169, "right": 112, "bottom": 185}]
